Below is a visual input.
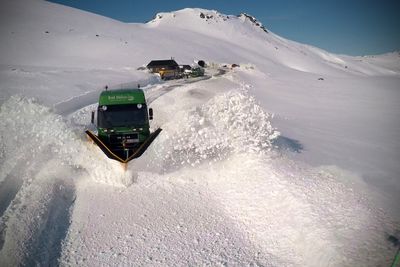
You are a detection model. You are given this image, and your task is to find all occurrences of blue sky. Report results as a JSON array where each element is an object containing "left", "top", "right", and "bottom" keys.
[{"left": 47, "top": 0, "right": 400, "bottom": 56}]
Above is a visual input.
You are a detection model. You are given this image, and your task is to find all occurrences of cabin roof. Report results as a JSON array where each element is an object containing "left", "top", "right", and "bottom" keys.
[{"left": 147, "top": 59, "right": 179, "bottom": 68}]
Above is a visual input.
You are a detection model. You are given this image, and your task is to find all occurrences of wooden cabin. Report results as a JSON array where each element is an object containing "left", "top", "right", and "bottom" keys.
[{"left": 146, "top": 59, "right": 179, "bottom": 73}]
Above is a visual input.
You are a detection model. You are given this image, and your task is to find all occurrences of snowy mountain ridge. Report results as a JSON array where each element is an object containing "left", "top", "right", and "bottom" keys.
[{"left": 148, "top": 8, "right": 269, "bottom": 34}]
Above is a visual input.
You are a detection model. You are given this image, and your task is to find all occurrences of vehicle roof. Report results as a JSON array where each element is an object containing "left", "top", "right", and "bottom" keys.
[{"left": 99, "top": 88, "right": 146, "bottom": 105}]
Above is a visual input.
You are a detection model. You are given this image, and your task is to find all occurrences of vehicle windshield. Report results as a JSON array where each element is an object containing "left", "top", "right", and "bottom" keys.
[{"left": 98, "top": 104, "right": 148, "bottom": 128}]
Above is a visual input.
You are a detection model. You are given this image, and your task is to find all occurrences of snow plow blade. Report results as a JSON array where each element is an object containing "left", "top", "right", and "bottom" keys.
[{"left": 85, "top": 128, "right": 162, "bottom": 163}]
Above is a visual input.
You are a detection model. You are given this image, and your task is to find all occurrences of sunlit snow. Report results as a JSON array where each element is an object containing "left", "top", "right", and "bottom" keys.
[{"left": 0, "top": 0, "right": 399, "bottom": 266}]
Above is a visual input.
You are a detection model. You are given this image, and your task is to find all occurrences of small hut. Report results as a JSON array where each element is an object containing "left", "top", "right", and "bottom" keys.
[{"left": 146, "top": 59, "right": 179, "bottom": 73}]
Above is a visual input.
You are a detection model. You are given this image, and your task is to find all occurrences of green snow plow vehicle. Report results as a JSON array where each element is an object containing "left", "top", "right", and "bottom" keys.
[{"left": 85, "top": 88, "right": 162, "bottom": 164}]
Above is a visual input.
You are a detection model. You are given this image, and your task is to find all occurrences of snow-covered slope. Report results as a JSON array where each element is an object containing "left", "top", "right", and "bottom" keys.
[
  {"left": 0, "top": 0, "right": 399, "bottom": 266},
  {"left": 1, "top": 1, "right": 398, "bottom": 76}
]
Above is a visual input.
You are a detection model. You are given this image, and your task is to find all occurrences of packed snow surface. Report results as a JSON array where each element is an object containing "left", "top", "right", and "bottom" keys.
[{"left": 0, "top": 0, "right": 399, "bottom": 266}]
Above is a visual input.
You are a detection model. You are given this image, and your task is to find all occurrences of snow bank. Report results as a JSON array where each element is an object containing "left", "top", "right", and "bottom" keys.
[{"left": 0, "top": 96, "right": 136, "bottom": 187}]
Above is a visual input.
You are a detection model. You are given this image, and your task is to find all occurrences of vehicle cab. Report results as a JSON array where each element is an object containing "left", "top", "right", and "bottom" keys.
[{"left": 93, "top": 88, "right": 153, "bottom": 153}]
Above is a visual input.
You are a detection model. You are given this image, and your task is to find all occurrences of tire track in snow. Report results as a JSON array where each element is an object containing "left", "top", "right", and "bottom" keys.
[
  {"left": 28, "top": 177, "right": 75, "bottom": 266},
  {"left": 0, "top": 167, "right": 24, "bottom": 220},
  {"left": 0, "top": 154, "right": 77, "bottom": 266},
  {"left": 0, "top": 165, "right": 76, "bottom": 266},
  {"left": 0, "top": 97, "right": 78, "bottom": 265}
]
